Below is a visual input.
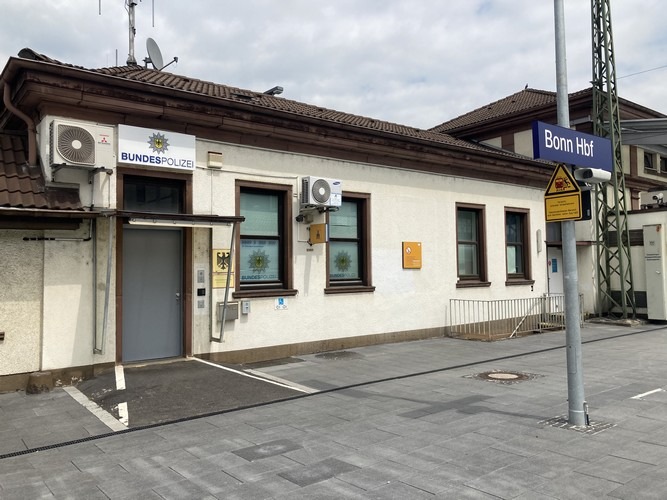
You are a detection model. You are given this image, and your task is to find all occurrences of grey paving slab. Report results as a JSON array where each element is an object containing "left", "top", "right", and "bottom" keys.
[{"left": 2, "top": 323, "right": 667, "bottom": 499}]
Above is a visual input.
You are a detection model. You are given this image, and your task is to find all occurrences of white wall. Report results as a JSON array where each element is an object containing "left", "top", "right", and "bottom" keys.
[
  {"left": 29, "top": 219, "right": 114, "bottom": 372},
  {"left": 192, "top": 140, "right": 548, "bottom": 355},
  {"left": 0, "top": 231, "right": 43, "bottom": 375}
]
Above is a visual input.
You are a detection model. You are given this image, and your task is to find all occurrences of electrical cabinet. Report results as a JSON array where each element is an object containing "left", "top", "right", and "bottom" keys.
[{"left": 643, "top": 224, "right": 667, "bottom": 320}]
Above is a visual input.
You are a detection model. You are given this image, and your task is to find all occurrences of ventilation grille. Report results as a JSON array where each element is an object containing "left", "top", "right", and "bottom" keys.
[
  {"left": 300, "top": 176, "right": 342, "bottom": 208},
  {"left": 310, "top": 178, "right": 331, "bottom": 204},
  {"left": 55, "top": 124, "right": 96, "bottom": 165}
]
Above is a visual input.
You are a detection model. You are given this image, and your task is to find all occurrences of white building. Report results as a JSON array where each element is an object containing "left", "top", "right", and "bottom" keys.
[{"left": 1, "top": 50, "right": 570, "bottom": 391}]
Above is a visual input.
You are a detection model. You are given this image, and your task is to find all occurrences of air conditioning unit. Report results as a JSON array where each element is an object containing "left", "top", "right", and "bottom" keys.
[
  {"left": 640, "top": 190, "right": 667, "bottom": 209},
  {"left": 48, "top": 119, "right": 114, "bottom": 168},
  {"left": 300, "top": 176, "right": 342, "bottom": 209},
  {"left": 39, "top": 118, "right": 116, "bottom": 208}
]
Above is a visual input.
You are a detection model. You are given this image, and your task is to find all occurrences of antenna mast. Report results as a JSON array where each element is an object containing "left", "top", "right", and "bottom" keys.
[{"left": 126, "top": 0, "right": 138, "bottom": 65}]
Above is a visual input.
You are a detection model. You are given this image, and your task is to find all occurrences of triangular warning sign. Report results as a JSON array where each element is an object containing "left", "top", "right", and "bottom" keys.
[{"left": 545, "top": 164, "right": 581, "bottom": 197}]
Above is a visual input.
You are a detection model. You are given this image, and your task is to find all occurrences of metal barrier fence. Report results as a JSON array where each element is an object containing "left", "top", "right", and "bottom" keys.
[{"left": 449, "top": 294, "right": 584, "bottom": 341}]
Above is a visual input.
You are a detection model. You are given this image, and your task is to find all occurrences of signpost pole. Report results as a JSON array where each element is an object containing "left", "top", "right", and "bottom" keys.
[{"left": 554, "top": 0, "right": 586, "bottom": 426}]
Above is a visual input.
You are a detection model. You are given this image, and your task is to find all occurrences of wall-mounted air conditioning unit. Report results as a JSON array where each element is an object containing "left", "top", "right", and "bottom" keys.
[
  {"left": 49, "top": 119, "right": 114, "bottom": 168},
  {"left": 39, "top": 117, "right": 116, "bottom": 208},
  {"left": 300, "top": 176, "right": 342, "bottom": 209}
]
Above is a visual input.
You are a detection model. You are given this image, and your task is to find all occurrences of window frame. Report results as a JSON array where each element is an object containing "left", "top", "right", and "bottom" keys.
[
  {"left": 233, "top": 180, "right": 296, "bottom": 298},
  {"left": 455, "top": 203, "right": 489, "bottom": 288},
  {"left": 325, "top": 192, "right": 374, "bottom": 294},
  {"left": 504, "top": 207, "right": 534, "bottom": 286}
]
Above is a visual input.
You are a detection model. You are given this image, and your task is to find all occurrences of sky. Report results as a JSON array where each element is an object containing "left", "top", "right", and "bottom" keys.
[{"left": 1, "top": 1, "right": 665, "bottom": 130}]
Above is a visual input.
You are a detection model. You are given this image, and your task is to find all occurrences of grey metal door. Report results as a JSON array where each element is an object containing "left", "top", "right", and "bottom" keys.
[{"left": 122, "top": 227, "right": 183, "bottom": 362}]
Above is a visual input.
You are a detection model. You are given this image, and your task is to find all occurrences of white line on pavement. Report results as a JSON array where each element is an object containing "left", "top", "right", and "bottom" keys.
[
  {"left": 191, "top": 357, "right": 316, "bottom": 393},
  {"left": 115, "top": 364, "right": 126, "bottom": 391},
  {"left": 631, "top": 388, "right": 665, "bottom": 400},
  {"left": 117, "top": 402, "right": 129, "bottom": 427},
  {"left": 63, "top": 386, "right": 127, "bottom": 432}
]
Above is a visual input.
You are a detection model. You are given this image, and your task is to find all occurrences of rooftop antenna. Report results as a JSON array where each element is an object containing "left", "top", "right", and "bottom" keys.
[
  {"left": 126, "top": 0, "right": 139, "bottom": 65},
  {"left": 144, "top": 38, "right": 178, "bottom": 70}
]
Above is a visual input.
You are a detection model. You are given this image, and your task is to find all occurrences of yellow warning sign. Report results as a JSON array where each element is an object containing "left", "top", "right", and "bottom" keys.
[
  {"left": 545, "top": 164, "right": 580, "bottom": 196},
  {"left": 545, "top": 192, "right": 582, "bottom": 221}
]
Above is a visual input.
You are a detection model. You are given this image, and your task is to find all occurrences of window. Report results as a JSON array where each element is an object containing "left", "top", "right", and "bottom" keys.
[
  {"left": 505, "top": 208, "right": 533, "bottom": 284},
  {"left": 326, "top": 193, "right": 374, "bottom": 293},
  {"left": 456, "top": 204, "right": 488, "bottom": 286},
  {"left": 235, "top": 182, "right": 295, "bottom": 297},
  {"left": 123, "top": 175, "right": 183, "bottom": 213}
]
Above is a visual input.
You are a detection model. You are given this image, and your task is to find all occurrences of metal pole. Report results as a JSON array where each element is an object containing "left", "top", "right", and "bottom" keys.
[
  {"left": 215, "top": 222, "right": 237, "bottom": 343},
  {"left": 554, "top": 0, "right": 586, "bottom": 426}
]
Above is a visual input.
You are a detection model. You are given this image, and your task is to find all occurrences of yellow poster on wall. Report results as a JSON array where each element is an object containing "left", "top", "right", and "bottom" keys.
[
  {"left": 402, "top": 241, "right": 422, "bottom": 269},
  {"left": 212, "top": 248, "right": 234, "bottom": 288}
]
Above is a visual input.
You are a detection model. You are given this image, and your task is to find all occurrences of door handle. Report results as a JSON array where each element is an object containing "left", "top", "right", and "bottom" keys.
[{"left": 176, "top": 292, "right": 181, "bottom": 301}]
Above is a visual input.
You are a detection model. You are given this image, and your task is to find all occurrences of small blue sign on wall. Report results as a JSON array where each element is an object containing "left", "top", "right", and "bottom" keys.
[{"left": 533, "top": 121, "right": 613, "bottom": 171}]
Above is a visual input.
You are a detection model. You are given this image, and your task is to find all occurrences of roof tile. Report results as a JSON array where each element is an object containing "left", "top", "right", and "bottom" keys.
[
  {"left": 0, "top": 133, "right": 83, "bottom": 211},
  {"left": 429, "top": 88, "right": 561, "bottom": 133}
]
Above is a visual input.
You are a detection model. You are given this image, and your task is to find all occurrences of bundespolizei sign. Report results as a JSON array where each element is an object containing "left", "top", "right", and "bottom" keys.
[
  {"left": 532, "top": 121, "right": 613, "bottom": 171},
  {"left": 118, "top": 124, "right": 196, "bottom": 172}
]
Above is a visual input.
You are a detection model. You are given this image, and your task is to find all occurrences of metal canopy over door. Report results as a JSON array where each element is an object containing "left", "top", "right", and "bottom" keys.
[{"left": 122, "top": 227, "right": 183, "bottom": 362}]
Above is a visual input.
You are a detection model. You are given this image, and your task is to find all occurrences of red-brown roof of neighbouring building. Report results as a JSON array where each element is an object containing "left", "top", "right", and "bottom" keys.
[
  {"left": 0, "top": 133, "right": 82, "bottom": 210},
  {"left": 429, "top": 88, "right": 578, "bottom": 133},
  {"left": 429, "top": 87, "right": 666, "bottom": 134}
]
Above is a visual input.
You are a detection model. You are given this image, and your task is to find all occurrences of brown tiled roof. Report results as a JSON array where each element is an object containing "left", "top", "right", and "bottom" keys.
[
  {"left": 13, "top": 48, "right": 533, "bottom": 160},
  {"left": 429, "top": 87, "right": 666, "bottom": 134},
  {"left": 0, "top": 133, "right": 82, "bottom": 210},
  {"left": 429, "top": 88, "right": 567, "bottom": 133}
]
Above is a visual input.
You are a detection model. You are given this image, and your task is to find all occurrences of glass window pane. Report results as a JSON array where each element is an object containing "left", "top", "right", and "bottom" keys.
[
  {"left": 507, "top": 245, "right": 524, "bottom": 274},
  {"left": 457, "top": 210, "right": 477, "bottom": 241},
  {"left": 240, "top": 192, "right": 279, "bottom": 236},
  {"left": 239, "top": 239, "right": 280, "bottom": 281},
  {"left": 329, "top": 202, "right": 358, "bottom": 239},
  {"left": 458, "top": 243, "right": 478, "bottom": 276},
  {"left": 506, "top": 213, "right": 522, "bottom": 243},
  {"left": 124, "top": 177, "right": 182, "bottom": 213},
  {"left": 330, "top": 241, "right": 360, "bottom": 280}
]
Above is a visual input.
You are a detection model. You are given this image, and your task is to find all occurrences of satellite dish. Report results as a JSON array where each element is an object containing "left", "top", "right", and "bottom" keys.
[{"left": 146, "top": 37, "right": 164, "bottom": 70}]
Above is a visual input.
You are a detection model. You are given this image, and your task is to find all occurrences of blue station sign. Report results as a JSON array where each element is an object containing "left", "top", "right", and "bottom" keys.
[{"left": 532, "top": 121, "right": 613, "bottom": 171}]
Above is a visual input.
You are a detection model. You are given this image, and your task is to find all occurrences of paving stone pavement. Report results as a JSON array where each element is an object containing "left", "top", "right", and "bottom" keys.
[{"left": 1, "top": 322, "right": 667, "bottom": 499}]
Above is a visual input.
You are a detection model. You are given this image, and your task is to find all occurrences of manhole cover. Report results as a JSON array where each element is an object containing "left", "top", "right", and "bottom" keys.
[
  {"left": 467, "top": 370, "right": 540, "bottom": 384},
  {"left": 315, "top": 351, "right": 364, "bottom": 361}
]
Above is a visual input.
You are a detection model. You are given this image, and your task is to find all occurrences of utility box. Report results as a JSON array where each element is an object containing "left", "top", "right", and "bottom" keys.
[
  {"left": 643, "top": 224, "right": 667, "bottom": 320},
  {"left": 217, "top": 301, "right": 239, "bottom": 322}
]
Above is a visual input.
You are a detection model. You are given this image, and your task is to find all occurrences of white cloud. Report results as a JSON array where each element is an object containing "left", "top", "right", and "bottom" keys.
[{"left": 1, "top": 0, "right": 665, "bottom": 129}]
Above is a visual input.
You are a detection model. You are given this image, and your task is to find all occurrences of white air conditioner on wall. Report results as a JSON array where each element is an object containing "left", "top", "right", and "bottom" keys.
[
  {"left": 300, "top": 176, "right": 342, "bottom": 209},
  {"left": 48, "top": 119, "right": 114, "bottom": 169},
  {"left": 39, "top": 117, "right": 116, "bottom": 208}
]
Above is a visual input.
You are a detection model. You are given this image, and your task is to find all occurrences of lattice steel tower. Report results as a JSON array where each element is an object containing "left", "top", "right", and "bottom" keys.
[{"left": 591, "top": 0, "right": 636, "bottom": 318}]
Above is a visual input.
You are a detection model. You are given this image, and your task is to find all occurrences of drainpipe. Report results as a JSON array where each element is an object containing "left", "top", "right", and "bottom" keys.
[
  {"left": 98, "top": 215, "right": 114, "bottom": 354},
  {"left": 2, "top": 78, "right": 38, "bottom": 167}
]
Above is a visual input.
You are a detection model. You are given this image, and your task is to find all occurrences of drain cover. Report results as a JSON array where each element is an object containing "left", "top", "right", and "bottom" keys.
[
  {"left": 467, "top": 370, "right": 539, "bottom": 384},
  {"left": 540, "top": 416, "right": 615, "bottom": 435}
]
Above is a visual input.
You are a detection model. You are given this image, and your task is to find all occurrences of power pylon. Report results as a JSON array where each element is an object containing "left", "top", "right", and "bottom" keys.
[{"left": 591, "top": 0, "right": 636, "bottom": 318}]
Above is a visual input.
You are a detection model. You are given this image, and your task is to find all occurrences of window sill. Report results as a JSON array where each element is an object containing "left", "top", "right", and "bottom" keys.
[
  {"left": 505, "top": 279, "right": 535, "bottom": 286},
  {"left": 324, "top": 285, "right": 376, "bottom": 295},
  {"left": 456, "top": 281, "right": 491, "bottom": 288},
  {"left": 233, "top": 288, "right": 298, "bottom": 299}
]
